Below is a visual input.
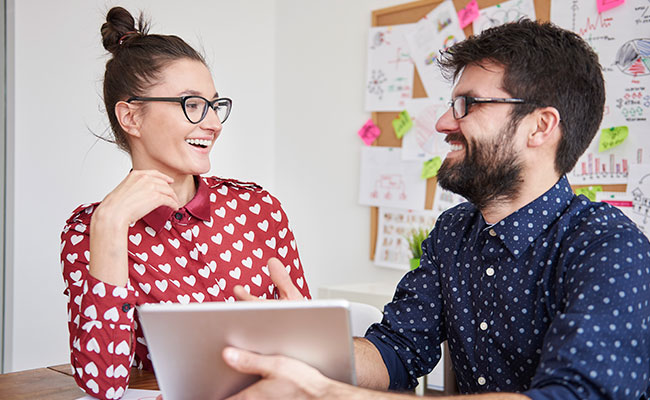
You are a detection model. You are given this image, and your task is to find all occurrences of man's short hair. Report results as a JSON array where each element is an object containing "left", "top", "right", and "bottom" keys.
[{"left": 438, "top": 19, "right": 605, "bottom": 175}]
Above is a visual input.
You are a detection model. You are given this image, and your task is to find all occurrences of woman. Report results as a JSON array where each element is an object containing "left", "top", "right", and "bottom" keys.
[{"left": 60, "top": 7, "right": 311, "bottom": 399}]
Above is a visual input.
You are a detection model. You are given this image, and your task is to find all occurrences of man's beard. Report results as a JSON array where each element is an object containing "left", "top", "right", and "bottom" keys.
[{"left": 437, "top": 122, "right": 524, "bottom": 211}]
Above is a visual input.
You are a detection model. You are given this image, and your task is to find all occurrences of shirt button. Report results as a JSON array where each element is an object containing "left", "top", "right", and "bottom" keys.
[
  {"left": 477, "top": 376, "right": 486, "bottom": 385},
  {"left": 485, "top": 267, "right": 495, "bottom": 276},
  {"left": 122, "top": 303, "right": 132, "bottom": 313},
  {"left": 488, "top": 229, "right": 496, "bottom": 237},
  {"left": 480, "top": 321, "right": 488, "bottom": 330},
  {"left": 174, "top": 212, "right": 183, "bottom": 220}
]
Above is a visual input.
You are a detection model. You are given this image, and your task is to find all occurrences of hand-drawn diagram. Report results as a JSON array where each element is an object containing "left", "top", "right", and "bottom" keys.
[
  {"left": 401, "top": 99, "right": 449, "bottom": 161},
  {"left": 473, "top": 0, "right": 536, "bottom": 34},
  {"left": 405, "top": 1, "right": 465, "bottom": 99},
  {"left": 615, "top": 39, "right": 650, "bottom": 76},
  {"left": 627, "top": 165, "right": 650, "bottom": 233},
  {"left": 552, "top": 0, "right": 650, "bottom": 184},
  {"left": 370, "top": 174, "right": 407, "bottom": 201},
  {"left": 365, "top": 24, "right": 415, "bottom": 111},
  {"left": 359, "top": 146, "right": 426, "bottom": 210}
]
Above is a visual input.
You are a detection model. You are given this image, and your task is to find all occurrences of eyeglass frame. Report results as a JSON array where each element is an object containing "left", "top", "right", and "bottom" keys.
[
  {"left": 448, "top": 95, "right": 526, "bottom": 120},
  {"left": 126, "top": 95, "right": 232, "bottom": 124}
]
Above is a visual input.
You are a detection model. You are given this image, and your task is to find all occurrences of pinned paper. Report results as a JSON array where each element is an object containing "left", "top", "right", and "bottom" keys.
[
  {"left": 598, "top": 126, "right": 629, "bottom": 152},
  {"left": 358, "top": 119, "right": 381, "bottom": 145},
  {"left": 421, "top": 156, "right": 442, "bottom": 179},
  {"left": 457, "top": 0, "right": 480, "bottom": 29},
  {"left": 597, "top": 0, "right": 625, "bottom": 13},
  {"left": 575, "top": 185, "right": 603, "bottom": 201},
  {"left": 392, "top": 110, "right": 413, "bottom": 139}
]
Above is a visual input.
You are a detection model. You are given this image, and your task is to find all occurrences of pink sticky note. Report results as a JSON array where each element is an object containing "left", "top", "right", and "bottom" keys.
[
  {"left": 597, "top": 0, "right": 624, "bottom": 13},
  {"left": 358, "top": 119, "right": 381, "bottom": 146},
  {"left": 457, "top": 0, "right": 480, "bottom": 29}
]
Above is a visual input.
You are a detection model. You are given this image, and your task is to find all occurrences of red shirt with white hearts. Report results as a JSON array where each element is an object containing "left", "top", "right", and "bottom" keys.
[{"left": 61, "top": 176, "right": 311, "bottom": 400}]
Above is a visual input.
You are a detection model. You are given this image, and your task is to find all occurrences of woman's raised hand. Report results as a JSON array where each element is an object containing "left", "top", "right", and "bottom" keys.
[
  {"left": 233, "top": 257, "right": 304, "bottom": 301},
  {"left": 88, "top": 170, "right": 181, "bottom": 286}
]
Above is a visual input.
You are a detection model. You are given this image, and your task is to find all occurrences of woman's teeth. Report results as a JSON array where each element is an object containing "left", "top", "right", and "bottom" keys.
[{"left": 185, "top": 138, "right": 212, "bottom": 148}]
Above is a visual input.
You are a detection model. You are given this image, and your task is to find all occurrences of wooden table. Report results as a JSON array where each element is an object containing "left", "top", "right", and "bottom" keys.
[{"left": 0, "top": 364, "right": 158, "bottom": 399}]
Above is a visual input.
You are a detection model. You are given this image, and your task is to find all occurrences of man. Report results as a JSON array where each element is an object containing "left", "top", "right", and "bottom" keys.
[{"left": 225, "top": 20, "right": 650, "bottom": 399}]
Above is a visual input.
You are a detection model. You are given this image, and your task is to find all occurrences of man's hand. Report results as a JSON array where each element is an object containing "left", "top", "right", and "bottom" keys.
[
  {"left": 222, "top": 347, "right": 336, "bottom": 399},
  {"left": 233, "top": 257, "right": 304, "bottom": 301}
]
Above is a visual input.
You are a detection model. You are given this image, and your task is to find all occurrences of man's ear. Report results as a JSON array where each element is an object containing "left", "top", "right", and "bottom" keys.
[
  {"left": 528, "top": 106, "right": 561, "bottom": 148},
  {"left": 115, "top": 101, "right": 142, "bottom": 138}
]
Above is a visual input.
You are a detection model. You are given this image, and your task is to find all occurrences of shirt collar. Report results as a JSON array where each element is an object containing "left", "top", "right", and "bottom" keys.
[
  {"left": 486, "top": 175, "right": 575, "bottom": 259},
  {"left": 142, "top": 176, "right": 211, "bottom": 233}
]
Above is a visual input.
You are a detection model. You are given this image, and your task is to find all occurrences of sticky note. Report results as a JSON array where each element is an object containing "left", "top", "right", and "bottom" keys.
[
  {"left": 358, "top": 119, "right": 381, "bottom": 146},
  {"left": 597, "top": 0, "right": 625, "bottom": 13},
  {"left": 392, "top": 110, "right": 413, "bottom": 139},
  {"left": 457, "top": 0, "right": 480, "bottom": 29},
  {"left": 598, "top": 126, "right": 628, "bottom": 152},
  {"left": 575, "top": 186, "right": 603, "bottom": 202},
  {"left": 421, "top": 157, "right": 442, "bottom": 179}
]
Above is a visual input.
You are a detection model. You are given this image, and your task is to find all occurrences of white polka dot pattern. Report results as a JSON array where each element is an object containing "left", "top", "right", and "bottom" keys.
[
  {"left": 61, "top": 177, "right": 311, "bottom": 400},
  {"left": 366, "top": 176, "right": 650, "bottom": 399}
]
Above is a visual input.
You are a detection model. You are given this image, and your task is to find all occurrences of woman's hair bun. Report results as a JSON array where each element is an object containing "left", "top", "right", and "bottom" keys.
[{"left": 100, "top": 6, "right": 149, "bottom": 54}]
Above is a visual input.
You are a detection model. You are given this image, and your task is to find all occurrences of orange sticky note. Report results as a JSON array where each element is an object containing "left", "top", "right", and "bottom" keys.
[{"left": 457, "top": 0, "right": 480, "bottom": 29}]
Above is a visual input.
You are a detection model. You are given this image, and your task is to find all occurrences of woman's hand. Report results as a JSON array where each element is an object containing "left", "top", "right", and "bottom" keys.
[
  {"left": 89, "top": 170, "right": 181, "bottom": 286},
  {"left": 233, "top": 257, "right": 304, "bottom": 301}
]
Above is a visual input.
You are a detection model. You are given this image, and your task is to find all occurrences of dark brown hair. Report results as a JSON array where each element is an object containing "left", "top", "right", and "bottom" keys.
[
  {"left": 438, "top": 19, "right": 605, "bottom": 175},
  {"left": 101, "top": 6, "right": 206, "bottom": 153}
]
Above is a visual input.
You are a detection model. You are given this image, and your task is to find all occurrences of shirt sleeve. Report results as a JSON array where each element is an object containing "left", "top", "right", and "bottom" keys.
[
  {"left": 266, "top": 194, "right": 311, "bottom": 299},
  {"left": 364, "top": 228, "right": 446, "bottom": 390},
  {"left": 525, "top": 224, "right": 650, "bottom": 400},
  {"left": 61, "top": 217, "right": 139, "bottom": 400}
]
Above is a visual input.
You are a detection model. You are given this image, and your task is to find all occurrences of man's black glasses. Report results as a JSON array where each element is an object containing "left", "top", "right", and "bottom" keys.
[
  {"left": 126, "top": 96, "right": 232, "bottom": 124},
  {"left": 448, "top": 96, "right": 526, "bottom": 120}
]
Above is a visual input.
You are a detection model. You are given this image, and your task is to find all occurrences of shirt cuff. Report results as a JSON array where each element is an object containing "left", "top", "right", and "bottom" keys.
[
  {"left": 79, "top": 274, "right": 138, "bottom": 326},
  {"left": 524, "top": 384, "right": 580, "bottom": 400},
  {"left": 364, "top": 334, "right": 411, "bottom": 391}
]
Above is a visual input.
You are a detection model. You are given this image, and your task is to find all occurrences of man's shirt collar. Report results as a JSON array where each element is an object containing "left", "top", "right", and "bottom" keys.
[{"left": 482, "top": 175, "right": 575, "bottom": 258}]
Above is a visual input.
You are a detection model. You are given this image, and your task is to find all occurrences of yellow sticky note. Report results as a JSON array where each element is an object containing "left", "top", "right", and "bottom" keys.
[
  {"left": 599, "top": 126, "right": 628, "bottom": 152},
  {"left": 392, "top": 110, "right": 413, "bottom": 139},
  {"left": 421, "top": 157, "right": 442, "bottom": 179},
  {"left": 575, "top": 186, "right": 603, "bottom": 202}
]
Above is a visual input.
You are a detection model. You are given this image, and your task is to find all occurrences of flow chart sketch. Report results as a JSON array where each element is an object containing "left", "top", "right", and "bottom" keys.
[
  {"left": 401, "top": 98, "right": 450, "bottom": 161},
  {"left": 365, "top": 24, "right": 416, "bottom": 112},
  {"left": 359, "top": 146, "right": 426, "bottom": 210},
  {"left": 473, "top": 0, "right": 536, "bottom": 34},
  {"left": 552, "top": 0, "right": 650, "bottom": 184},
  {"left": 625, "top": 164, "right": 650, "bottom": 235},
  {"left": 405, "top": 0, "right": 465, "bottom": 100},
  {"left": 374, "top": 207, "right": 437, "bottom": 270}
]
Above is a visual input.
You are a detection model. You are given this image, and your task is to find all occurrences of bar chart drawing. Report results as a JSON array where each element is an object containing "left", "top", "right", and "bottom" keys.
[{"left": 571, "top": 150, "right": 641, "bottom": 183}]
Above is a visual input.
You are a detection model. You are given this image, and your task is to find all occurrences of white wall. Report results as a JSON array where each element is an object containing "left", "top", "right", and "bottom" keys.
[
  {"left": 5, "top": 0, "right": 408, "bottom": 372},
  {"left": 274, "top": 0, "right": 407, "bottom": 291},
  {"left": 6, "top": 0, "right": 277, "bottom": 372}
]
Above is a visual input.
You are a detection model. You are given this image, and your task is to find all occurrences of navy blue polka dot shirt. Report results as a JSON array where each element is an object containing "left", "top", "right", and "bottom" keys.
[{"left": 365, "top": 176, "right": 650, "bottom": 399}]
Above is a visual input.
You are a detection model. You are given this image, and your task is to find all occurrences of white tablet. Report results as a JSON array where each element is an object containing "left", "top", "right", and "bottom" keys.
[{"left": 138, "top": 299, "right": 356, "bottom": 400}]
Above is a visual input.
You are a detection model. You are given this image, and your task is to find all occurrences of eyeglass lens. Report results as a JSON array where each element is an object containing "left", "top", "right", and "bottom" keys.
[
  {"left": 453, "top": 97, "right": 466, "bottom": 119},
  {"left": 182, "top": 97, "right": 231, "bottom": 124}
]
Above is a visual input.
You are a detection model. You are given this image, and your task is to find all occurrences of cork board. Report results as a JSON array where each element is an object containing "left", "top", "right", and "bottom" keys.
[{"left": 368, "top": 0, "right": 625, "bottom": 260}]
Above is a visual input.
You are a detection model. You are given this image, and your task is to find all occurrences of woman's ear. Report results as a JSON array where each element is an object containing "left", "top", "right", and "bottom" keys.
[
  {"left": 115, "top": 101, "right": 142, "bottom": 138},
  {"left": 528, "top": 106, "right": 561, "bottom": 148}
]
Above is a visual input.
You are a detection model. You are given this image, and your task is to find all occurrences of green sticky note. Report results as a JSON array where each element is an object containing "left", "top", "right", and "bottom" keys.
[
  {"left": 421, "top": 157, "right": 442, "bottom": 179},
  {"left": 598, "top": 126, "right": 628, "bottom": 152},
  {"left": 392, "top": 110, "right": 413, "bottom": 139},
  {"left": 575, "top": 186, "right": 603, "bottom": 202}
]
